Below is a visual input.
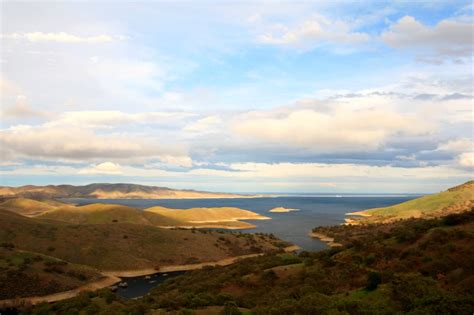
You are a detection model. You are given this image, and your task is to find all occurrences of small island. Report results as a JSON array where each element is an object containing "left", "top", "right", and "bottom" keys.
[{"left": 269, "top": 207, "right": 300, "bottom": 213}]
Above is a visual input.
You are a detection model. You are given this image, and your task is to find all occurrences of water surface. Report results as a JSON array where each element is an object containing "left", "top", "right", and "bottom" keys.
[{"left": 67, "top": 195, "right": 419, "bottom": 251}]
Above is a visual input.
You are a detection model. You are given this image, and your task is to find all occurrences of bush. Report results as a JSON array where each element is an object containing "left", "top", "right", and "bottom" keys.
[{"left": 366, "top": 272, "right": 382, "bottom": 291}]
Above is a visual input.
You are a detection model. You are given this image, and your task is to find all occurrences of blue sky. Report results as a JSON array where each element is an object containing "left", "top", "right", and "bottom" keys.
[{"left": 0, "top": 0, "right": 472, "bottom": 193}]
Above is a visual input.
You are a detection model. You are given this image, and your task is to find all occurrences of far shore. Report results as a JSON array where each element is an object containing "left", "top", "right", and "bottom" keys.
[{"left": 0, "top": 245, "right": 299, "bottom": 306}]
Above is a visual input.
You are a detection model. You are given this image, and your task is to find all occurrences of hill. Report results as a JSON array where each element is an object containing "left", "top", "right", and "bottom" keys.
[
  {"left": 346, "top": 180, "right": 474, "bottom": 224},
  {"left": 11, "top": 198, "right": 269, "bottom": 229},
  {"left": 0, "top": 247, "right": 104, "bottom": 300},
  {"left": 0, "top": 183, "right": 251, "bottom": 200},
  {"left": 35, "top": 203, "right": 183, "bottom": 227},
  {"left": 0, "top": 198, "right": 70, "bottom": 217},
  {"left": 145, "top": 206, "right": 270, "bottom": 227},
  {"left": 20, "top": 210, "right": 474, "bottom": 314},
  {"left": 0, "top": 209, "right": 288, "bottom": 271}
]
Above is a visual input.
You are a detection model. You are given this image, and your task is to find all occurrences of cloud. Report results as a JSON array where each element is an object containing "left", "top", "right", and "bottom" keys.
[
  {"left": 258, "top": 14, "right": 370, "bottom": 50},
  {"left": 438, "top": 138, "right": 474, "bottom": 153},
  {"left": 184, "top": 115, "right": 222, "bottom": 133},
  {"left": 458, "top": 152, "right": 474, "bottom": 168},
  {"left": 0, "top": 123, "right": 190, "bottom": 164},
  {"left": 79, "top": 162, "right": 123, "bottom": 174},
  {"left": 232, "top": 107, "right": 432, "bottom": 152},
  {"left": 381, "top": 16, "right": 473, "bottom": 63},
  {"left": 1, "top": 95, "right": 46, "bottom": 119},
  {"left": 1, "top": 32, "right": 120, "bottom": 43},
  {"left": 54, "top": 110, "right": 194, "bottom": 129}
]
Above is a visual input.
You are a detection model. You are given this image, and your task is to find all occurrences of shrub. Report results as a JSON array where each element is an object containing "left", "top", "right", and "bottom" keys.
[{"left": 366, "top": 272, "right": 382, "bottom": 291}]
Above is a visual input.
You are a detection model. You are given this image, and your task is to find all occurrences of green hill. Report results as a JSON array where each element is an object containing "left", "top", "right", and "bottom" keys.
[{"left": 347, "top": 181, "right": 474, "bottom": 224}]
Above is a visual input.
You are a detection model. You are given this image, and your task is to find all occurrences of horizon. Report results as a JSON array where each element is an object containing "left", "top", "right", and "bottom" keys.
[
  {"left": 1, "top": 1, "right": 473, "bottom": 193},
  {"left": 1, "top": 180, "right": 464, "bottom": 195}
]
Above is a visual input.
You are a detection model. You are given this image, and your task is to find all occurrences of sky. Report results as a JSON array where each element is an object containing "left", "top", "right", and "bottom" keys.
[{"left": 0, "top": 0, "right": 473, "bottom": 193}]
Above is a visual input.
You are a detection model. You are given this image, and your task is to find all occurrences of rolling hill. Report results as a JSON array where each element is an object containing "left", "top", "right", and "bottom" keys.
[
  {"left": 0, "top": 183, "right": 251, "bottom": 199},
  {"left": 2, "top": 197, "right": 270, "bottom": 229},
  {"left": 346, "top": 180, "right": 474, "bottom": 224},
  {"left": 0, "top": 209, "right": 288, "bottom": 271}
]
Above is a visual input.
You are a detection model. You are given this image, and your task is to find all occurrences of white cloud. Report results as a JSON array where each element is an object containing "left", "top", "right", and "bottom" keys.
[
  {"left": 0, "top": 123, "right": 190, "bottom": 164},
  {"left": 458, "top": 152, "right": 474, "bottom": 168},
  {"left": 79, "top": 162, "right": 123, "bottom": 174},
  {"left": 53, "top": 110, "right": 193, "bottom": 129},
  {"left": 381, "top": 16, "right": 473, "bottom": 63},
  {"left": 184, "top": 115, "right": 222, "bottom": 133},
  {"left": 1, "top": 32, "right": 119, "bottom": 43},
  {"left": 258, "top": 14, "right": 370, "bottom": 49},
  {"left": 232, "top": 107, "right": 432, "bottom": 152},
  {"left": 438, "top": 138, "right": 474, "bottom": 153}
]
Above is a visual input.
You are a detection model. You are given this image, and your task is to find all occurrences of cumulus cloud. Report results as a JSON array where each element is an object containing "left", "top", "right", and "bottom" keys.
[
  {"left": 381, "top": 16, "right": 473, "bottom": 63},
  {"left": 1, "top": 32, "right": 120, "bottom": 43},
  {"left": 258, "top": 14, "right": 370, "bottom": 49},
  {"left": 232, "top": 107, "right": 432, "bottom": 152},
  {"left": 0, "top": 123, "right": 191, "bottom": 165},
  {"left": 79, "top": 162, "right": 123, "bottom": 174},
  {"left": 458, "top": 152, "right": 474, "bottom": 168}
]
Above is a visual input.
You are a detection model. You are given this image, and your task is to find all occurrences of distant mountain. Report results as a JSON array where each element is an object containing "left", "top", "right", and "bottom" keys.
[
  {"left": 347, "top": 180, "right": 474, "bottom": 224},
  {"left": 0, "top": 183, "right": 251, "bottom": 199}
]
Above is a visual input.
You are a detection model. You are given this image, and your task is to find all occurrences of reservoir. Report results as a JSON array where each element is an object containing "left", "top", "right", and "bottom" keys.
[{"left": 67, "top": 195, "right": 420, "bottom": 298}]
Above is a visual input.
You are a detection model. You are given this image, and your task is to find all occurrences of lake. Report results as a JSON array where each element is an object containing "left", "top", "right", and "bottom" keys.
[
  {"left": 68, "top": 195, "right": 420, "bottom": 298},
  {"left": 68, "top": 195, "right": 420, "bottom": 251}
]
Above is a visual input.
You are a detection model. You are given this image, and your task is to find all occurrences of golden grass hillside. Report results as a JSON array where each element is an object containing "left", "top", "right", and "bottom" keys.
[
  {"left": 145, "top": 206, "right": 270, "bottom": 223},
  {"left": 0, "top": 209, "right": 288, "bottom": 271},
  {"left": 347, "top": 181, "right": 474, "bottom": 224},
  {"left": 0, "top": 198, "right": 70, "bottom": 216}
]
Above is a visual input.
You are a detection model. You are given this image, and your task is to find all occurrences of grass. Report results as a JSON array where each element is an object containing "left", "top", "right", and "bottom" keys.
[
  {"left": 0, "top": 209, "right": 288, "bottom": 271},
  {"left": 0, "top": 247, "right": 103, "bottom": 299},
  {"left": 357, "top": 181, "right": 473, "bottom": 222}
]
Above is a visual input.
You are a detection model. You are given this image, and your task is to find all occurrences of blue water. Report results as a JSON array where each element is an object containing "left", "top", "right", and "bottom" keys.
[
  {"left": 116, "top": 271, "right": 185, "bottom": 299},
  {"left": 66, "top": 195, "right": 419, "bottom": 251}
]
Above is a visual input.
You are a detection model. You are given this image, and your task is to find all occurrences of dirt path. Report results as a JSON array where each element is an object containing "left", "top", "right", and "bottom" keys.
[
  {"left": 0, "top": 246, "right": 299, "bottom": 306},
  {"left": 0, "top": 274, "right": 121, "bottom": 307},
  {"left": 104, "top": 245, "right": 301, "bottom": 277}
]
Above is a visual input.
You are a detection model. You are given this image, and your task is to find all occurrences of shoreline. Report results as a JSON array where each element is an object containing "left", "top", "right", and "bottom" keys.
[
  {"left": 103, "top": 245, "right": 301, "bottom": 277},
  {"left": 308, "top": 232, "right": 342, "bottom": 247},
  {"left": 0, "top": 245, "right": 299, "bottom": 306},
  {"left": 345, "top": 211, "right": 372, "bottom": 217}
]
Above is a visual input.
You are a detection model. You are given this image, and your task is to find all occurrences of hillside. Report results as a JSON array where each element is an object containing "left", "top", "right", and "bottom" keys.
[
  {"left": 0, "top": 247, "right": 104, "bottom": 300},
  {"left": 20, "top": 210, "right": 474, "bottom": 314},
  {"left": 0, "top": 198, "right": 70, "bottom": 217},
  {"left": 0, "top": 183, "right": 250, "bottom": 200},
  {"left": 0, "top": 209, "right": 289, "bottom": 271},
  {"left": 145, "top": 206, "right": 270, "bottom": 225},
  {"left": 35, "top": 203, "right": 183, "bottom": 227},
  {"left": 346, "top": 180, "right": 474, "bottom": 224},
  {"left": 13, "top": 199, "right": 269, "bottom": 229}
]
